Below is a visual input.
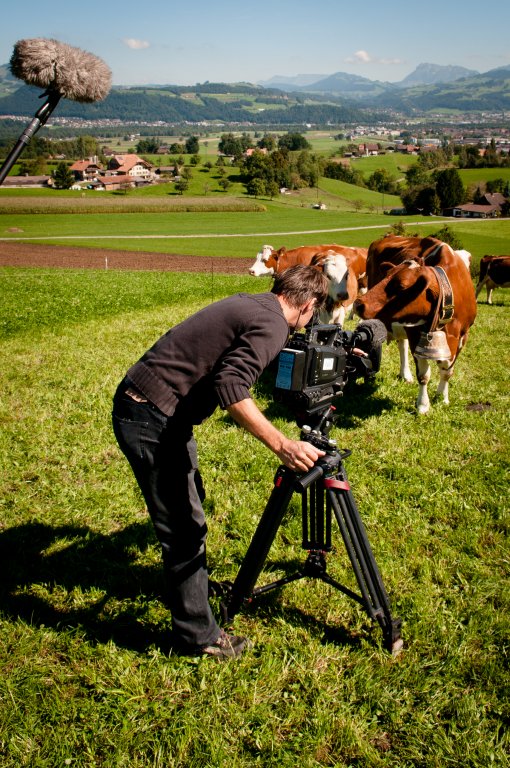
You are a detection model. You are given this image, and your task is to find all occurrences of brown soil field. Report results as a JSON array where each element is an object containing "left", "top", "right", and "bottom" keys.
[{"left": 0, "top": 242, "right": 253, "bottom": 274}]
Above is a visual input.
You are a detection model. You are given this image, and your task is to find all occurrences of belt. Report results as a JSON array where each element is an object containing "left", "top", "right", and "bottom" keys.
[{"left": 125, "top": 386, "right": 148, "bottom": 403}]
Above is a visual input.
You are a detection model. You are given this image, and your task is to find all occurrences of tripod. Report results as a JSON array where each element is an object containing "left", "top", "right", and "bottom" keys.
[{"left": 220, "top": 409, "right": 403, "bottom": 654}]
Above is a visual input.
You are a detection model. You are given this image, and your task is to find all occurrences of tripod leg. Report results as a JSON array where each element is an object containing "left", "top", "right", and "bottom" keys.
[
  {"left": 326, "top": 481, "right": 402, "bottom": 654},
  {"left": 221, "top": 466, "right": 296, "bottom": 623}
]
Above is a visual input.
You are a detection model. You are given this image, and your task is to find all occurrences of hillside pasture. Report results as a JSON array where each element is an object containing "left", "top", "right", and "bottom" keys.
[
  {"left": 0, "top": 266, "right": 508, "bottom": 767},
  {"left": 1, "top": 197, "right": 509, "bottom": 269}
]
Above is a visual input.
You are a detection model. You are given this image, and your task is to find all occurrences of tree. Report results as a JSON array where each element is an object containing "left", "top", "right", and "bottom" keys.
[
  {"left": 435, "top": 168, "right": 465, "bottom": 210},
  {"left": 76, "top": 135, "right": 100, "bottom": 159},
  {"left": 405, "top": 164, "right": 429, "bottom": 188},
  {"left": 278, "top": 132, "right": 311, "bottom": 151},
  {"left": 52, "top": 162, "right": 74, "bottom": 190},
  {"left": 185, "top": 135, "right": 199, "bottom": 154},
  {"left": 257, "top": 134, "right": 277, "bottom": 151},
  {"left": 265, "top": 180, "right": 280, "bottom": 199},
  {"left": 136, "top": 137, "right": 160, "bottom": 154},
  {"left": 246, "top": 178, "right": 265, "bottom": 197},
  {"left": 174, "top": 178, "right": 189, "bottom": 195},
  {"left": 415, "top": 186, "right": 441, "bottom": 215},
  {"left": 218, "top": 133, "right": 242, "bottom": 157},
  {"left": 367, "top": 168, "right": 397, "bottom": 194},
  {"left": 218, "top": 178, "right": 231, "bottom": 192},
  {"left": 18, "top": 157, "right": 47, "bottom": 176}
]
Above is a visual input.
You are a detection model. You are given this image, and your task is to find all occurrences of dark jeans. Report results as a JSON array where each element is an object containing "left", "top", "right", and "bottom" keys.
[{"left": 112, "top": 380, "right": 220, "bottom": 648}]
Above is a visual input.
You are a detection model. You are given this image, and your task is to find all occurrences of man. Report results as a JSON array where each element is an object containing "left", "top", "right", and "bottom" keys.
[{"left": 112, "top": 265, "right": 329, "bottom": 659}]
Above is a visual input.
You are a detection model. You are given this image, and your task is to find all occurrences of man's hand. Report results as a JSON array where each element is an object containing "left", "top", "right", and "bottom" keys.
[
  {"left": 275, "top": 437, "right": 324, "bottom": 472},
  {"left": 226, "top": 399, "right": 325, "bottom": 472}
]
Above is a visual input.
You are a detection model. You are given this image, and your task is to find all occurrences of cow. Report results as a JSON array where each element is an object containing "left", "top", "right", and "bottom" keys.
[
  {"left": 310, "top": 248, "right": 368, "bottom": 325},
  {"left": 248, "top": 244, "right": 348, "bottom": 277},
  {"left": 475, "top": 255, "right": 510, "bottom": 304},
  {"left": 354, "top": 243, "right": 477, "bottom": 414},
  {"left": 365, "top": 236, "right": 472, "bottom": 383},
  {"left": 248, "top": 243, "right": 368, "bottom": 325}
]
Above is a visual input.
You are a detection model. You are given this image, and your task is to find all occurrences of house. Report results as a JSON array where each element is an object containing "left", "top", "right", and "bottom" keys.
[
  {"left": 449, "top": 203, "right": 500, "bottom": 219},
  {"left": 357, "top": 143, "right": 379, "bottom": 156},
  {"left": 69, "top": 159, "right": 103, "bottom": 182},
  {"left": 89, "top": 175, "right": 135, "bottom": 191},
  {"left": 244, "top": 148, "right": 268, "bottom": 157},
  {"left": 107, "top": 154, "right": 154, "bottom": 181},
  {"left": 154, "top": 166, "right": 178, "bottom": 177},
  {"left": 1, "top": 175, "right": 52, "bottom": 188},
  {"left": 483, "top": 192, "right": 506, "bottom": 208}
]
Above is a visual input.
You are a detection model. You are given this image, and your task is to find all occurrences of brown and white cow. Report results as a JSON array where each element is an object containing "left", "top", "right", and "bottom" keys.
[
  {"left": 365, "top": 236, "right": 472, "bottom": 383},
  {"left": 248, "top": 244, "right": 347, "bottom": 277},
  {"left": 249, "top": 243, "right": 367, "bottom": 325},
  {"left": 310, "top": 247, "right": 368, "bottom": 325},
  {"left": 475, "top": 255, "right": 510, "bottom": 304},
  {"left": 355, "top": 241, "right": 477, "bottom": 414}
]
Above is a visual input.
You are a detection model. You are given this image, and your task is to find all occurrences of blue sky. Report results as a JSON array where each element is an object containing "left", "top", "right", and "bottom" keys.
[{"left": 1, "top": 0, "right": 509, "bottom": 87}]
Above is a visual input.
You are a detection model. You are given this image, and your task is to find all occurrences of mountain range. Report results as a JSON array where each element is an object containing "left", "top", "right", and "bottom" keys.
[
  {"left": 258, "top": 63, "right": 480, "bottom": 96},
  {"left": 0, "top": 62, "right": 509, "bottom": 125}
]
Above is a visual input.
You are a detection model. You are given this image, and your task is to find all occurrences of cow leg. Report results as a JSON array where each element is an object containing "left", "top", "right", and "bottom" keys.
[
  {"left": 475, "top": 277, "right": 486, "bottom": 300},
  {"left": 436, "top": 359, "right": 454, "bottom": 405},
  {"left": 331, "top": 304, "right": 347, "bottom": 326},
  {"left": 487, "top": 285, "right": 493, "bottom": 304},
  {"left": 390, "top": 324, "right": 413, "bottom": 381},
  {"left": 397, "top": 338, "right": 414, "bottom": 382},
  {"left": 415, "top": 357, "right": 431, "bottom": 414}
]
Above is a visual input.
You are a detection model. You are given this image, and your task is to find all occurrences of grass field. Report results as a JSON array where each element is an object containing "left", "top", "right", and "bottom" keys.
[
  {"left": 1, "top": 194, "right": 509, "bottom": 270},
  {"left": 0, "top": 265, "right": 508, "bottom": 767}
]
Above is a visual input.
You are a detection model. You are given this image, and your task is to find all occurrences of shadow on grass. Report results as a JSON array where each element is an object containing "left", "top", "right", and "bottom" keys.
[
  {"left": 0, "top": 520, "right": 370, "bottom": 654},
  {"left": 0, "top": 520, "right": 173, "bottom": 654},
  {"left": 235, "top": 587, "right": 364, "bottom": 651}
]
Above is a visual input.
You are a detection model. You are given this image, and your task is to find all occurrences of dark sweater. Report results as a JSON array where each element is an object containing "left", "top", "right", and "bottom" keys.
[{"left": 127, "top": 292, "right": 289, "bottom": 423}]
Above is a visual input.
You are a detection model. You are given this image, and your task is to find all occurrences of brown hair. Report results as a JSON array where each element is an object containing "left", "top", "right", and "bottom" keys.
[{"left": 271, "top": 264, "right": 329, "bottom": 310}]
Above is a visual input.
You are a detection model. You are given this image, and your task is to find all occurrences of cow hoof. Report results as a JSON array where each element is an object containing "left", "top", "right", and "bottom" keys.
[{"left": 416, "top": 403, "right": 430, "bottom": 415}]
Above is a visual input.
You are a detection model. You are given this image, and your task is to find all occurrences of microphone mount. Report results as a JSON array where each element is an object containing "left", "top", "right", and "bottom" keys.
[{"left": 0, "top": 88, "right": 62, "bottom": 185}]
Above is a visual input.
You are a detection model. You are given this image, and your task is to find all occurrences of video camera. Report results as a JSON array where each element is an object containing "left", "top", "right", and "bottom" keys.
[{"left": 274, "top": 318, "right": 386, "bottom": 423}]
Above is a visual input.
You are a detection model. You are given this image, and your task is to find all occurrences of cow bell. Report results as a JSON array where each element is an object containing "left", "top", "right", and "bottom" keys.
[{"left": 414, "top": 330, "right": 451, "bottom": 360}]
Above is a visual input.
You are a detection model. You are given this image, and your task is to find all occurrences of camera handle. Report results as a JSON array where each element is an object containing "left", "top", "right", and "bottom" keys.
[{"left": 219, "top": 430, "right": 403, "bottom": 655}]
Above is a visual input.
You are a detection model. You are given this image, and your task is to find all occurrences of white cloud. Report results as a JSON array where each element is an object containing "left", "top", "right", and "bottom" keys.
[
  {"left": 354, "top": 50, "right": 372, "bottom": 63},
  {"left": 345, "top": 50, "right": 403, "bottom": 67},
  {"left": 122, "top": 38, "right": 150, "bottom": 50}
]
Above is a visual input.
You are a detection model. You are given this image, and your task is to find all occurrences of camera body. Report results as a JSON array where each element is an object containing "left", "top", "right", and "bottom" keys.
[{"left": 274, "top": 319, "right": 386, "bottom": 420}]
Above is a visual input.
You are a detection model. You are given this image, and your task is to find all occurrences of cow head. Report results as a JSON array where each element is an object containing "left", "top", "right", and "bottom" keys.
[
  {"left": 248, "top": 245, "right": 284, "bottom": 276},
  {"left": 354, "top": 259, "right": 435, "bottom": 329},
  {"left": 313, "top": 251, "right": 353, "bottom": 302}
]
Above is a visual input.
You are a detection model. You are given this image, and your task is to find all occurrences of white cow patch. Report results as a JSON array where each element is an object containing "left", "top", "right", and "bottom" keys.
[{"left": 249, "top": 245, "right": 274, "bottom": 276}]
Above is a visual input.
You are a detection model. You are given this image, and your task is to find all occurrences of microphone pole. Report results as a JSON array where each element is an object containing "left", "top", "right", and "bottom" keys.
[{"left": 0, "top": 89, "right": 61, "bottom": 185}]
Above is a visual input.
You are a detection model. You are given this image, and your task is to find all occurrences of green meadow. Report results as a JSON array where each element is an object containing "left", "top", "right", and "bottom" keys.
[
  {"left": 1, "top": 193, "right": 509, "bottom": 269},
  {"left": 0, "top": 255, "right": 509, "bottom": 766}
]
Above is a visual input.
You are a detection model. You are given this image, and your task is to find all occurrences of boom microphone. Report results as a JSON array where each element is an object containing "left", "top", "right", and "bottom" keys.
[{"left": 0, "top": 38, "right": 112, "bottom": 184}]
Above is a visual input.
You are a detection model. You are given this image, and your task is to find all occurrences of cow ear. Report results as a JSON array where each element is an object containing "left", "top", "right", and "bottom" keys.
[
  {"left": 277, "top": 247, "right": 286, "bottom": 256},
  {"left": 380, "top": 261, "right": 395, "bottom": 276},
  {"left": 311, "top": 253, "right": 325, "bottom": 267}
]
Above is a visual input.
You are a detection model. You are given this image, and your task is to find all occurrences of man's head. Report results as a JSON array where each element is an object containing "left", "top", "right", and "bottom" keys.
[{"left": 271, "top": 265, "right": 329, "bottom": 330}]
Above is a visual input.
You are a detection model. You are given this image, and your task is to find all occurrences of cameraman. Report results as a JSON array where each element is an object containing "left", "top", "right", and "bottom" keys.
[{"left": 112, "top": 265, "right": 329, "bottom": 660}]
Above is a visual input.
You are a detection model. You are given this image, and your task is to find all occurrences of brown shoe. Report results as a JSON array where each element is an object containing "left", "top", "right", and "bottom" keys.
[{"left": 198, "top": 629, "right": 252, "bottom": 660}]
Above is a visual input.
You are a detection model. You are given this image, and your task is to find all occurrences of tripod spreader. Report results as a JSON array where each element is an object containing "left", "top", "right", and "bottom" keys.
[{"left": 220, "top": 445, "right": 403, "bottom": 655}]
